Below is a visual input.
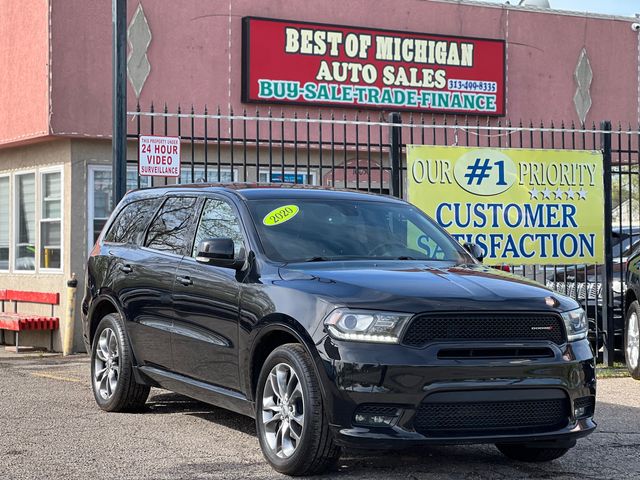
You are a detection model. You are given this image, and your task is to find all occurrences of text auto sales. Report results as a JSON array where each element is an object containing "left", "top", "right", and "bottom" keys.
[{"left": 257, "top": 27, "right": 497, "bottom": 112}]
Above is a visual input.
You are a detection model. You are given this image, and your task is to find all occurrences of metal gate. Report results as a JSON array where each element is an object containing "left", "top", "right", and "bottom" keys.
[{"left": 128, "top": 105, "right": 640, "bottom": 365}]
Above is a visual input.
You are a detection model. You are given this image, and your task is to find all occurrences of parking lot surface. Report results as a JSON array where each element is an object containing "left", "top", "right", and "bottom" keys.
[{"left": 1, "top": 353, "right": 639, "bottom": 480}]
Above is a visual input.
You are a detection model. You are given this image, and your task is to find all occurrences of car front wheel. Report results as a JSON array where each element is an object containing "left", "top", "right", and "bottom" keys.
[
  {"left": 255, "top": 343, "right": 340, "bottom": 475},
  {"left": 625, "top": 300, "right": 640, "bottom": 379}
]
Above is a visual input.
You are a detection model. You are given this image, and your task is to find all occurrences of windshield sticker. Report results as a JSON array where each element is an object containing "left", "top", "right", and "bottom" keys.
[{"left": 263, "top": 205, "right": 300, "bottom": 226}]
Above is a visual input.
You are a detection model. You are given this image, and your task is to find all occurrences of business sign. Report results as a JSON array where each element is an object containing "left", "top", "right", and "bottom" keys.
[
  {"left": 139, "top": 136, "right": 181, "bottom": 177},
  {"left": 407, "top": 146, "right": 604, "bottom": 265},
  {"left": 242, "top": 17, "right": 505, "bottom": 115}
]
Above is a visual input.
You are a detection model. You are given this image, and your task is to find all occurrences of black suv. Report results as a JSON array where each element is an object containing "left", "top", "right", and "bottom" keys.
[{"left": 82, "top": 185, "right": 596, "bottom": 475}]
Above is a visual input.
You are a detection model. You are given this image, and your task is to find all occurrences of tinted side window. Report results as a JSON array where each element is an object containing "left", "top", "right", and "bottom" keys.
[
  {"left": 104, "top": 198, "right": 159, "bottom": 244},
  {"left": 192, "top": 199, "right": 245, "bottom": 257},
  {"left": 145, "top": 196, "right": 199, "bottom": 255}
]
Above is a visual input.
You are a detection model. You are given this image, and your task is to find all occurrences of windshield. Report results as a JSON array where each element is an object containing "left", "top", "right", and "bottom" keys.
[{"left": 246, "top": 197, "right": 470, "bottom": 264}]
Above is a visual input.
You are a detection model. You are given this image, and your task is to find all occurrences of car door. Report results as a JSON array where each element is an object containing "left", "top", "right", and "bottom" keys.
[
  {"left": 171, "top": 197, "right": 245, "bottom": 391},
  {"left": 123, "top": 195, "right": 200, "bottom": 370}
]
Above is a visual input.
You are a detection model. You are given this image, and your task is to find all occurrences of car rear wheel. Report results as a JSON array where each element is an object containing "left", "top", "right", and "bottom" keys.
[
  {"left": 625, "top": 301, "right": 640, "bottom": 379},
  {"left": 91, "top": 313, "right": 150, "bottom": 412},
  {"left": 496, "top": 443, "right": 570, "bottom": 462},
  {"left": 255, "top": 343, "right": 340, "bottom": 475}
]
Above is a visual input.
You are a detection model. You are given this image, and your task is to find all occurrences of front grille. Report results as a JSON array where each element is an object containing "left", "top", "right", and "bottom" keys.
[
  {"left": 414, "top": 398, "right": 569, "bottom": 436},
  {"left": 437, "top": 347, "right": 554, "bottom": 360},
  {"left": 402, "top": 313, "right": 565, "bottom": 347}
]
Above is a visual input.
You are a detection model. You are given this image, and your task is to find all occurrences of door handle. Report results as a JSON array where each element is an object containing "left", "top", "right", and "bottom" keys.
[
  {"left": 119, "top": 264, "right": 133, "bottom": 274},
  {"left": 176, "top": 275, "right": 193, "bottom": 286}
]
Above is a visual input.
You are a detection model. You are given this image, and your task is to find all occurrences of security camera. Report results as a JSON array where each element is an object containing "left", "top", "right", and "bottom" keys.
[{"left": 632, "top": 23, "right": 640, "bottom": 32}]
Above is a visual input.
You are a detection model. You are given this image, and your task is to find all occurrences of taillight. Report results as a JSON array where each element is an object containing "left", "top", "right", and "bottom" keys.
[
  {"left": 89, "top": 241, "right": 101, "bottom": 258},
  {"left": 493, "top": 264, "right": 511, "bottom": 272}
]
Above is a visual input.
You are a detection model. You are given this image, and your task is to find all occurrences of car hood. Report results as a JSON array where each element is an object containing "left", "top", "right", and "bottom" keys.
[{"left": 277, "top": 261, "right": 579, "bottom": 313}]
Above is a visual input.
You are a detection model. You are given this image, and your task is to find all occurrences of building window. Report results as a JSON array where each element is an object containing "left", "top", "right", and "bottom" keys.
[
  {"left": 88, "top": 165, "right": 151, "bottom": 250},
  {"left": 179, "top": 166, "right": 236, "bottom": 184},
  {"left": 15, "top": 172, "right": 36, "bottom": 271},
  {"left": 259, "top": 171, "right": 316, "bottom": 185},
  {"left": 40, "top": 170, "right": 62, "bottom": 269},
  {"left": 0, "top": 176, "right": 9, "bottom": 271}
]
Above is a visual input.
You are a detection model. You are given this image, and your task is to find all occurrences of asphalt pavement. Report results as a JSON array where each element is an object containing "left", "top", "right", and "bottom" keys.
[{"left": 1, "top": 352, "right": 639, "bottom": 480}]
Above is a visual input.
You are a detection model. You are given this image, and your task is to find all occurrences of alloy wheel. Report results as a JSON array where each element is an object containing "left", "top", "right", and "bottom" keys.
[
  {"left": 261, "top": 363, "right": 305, "bottom": 458},
  {"left": 93, "top": 327, "right": 120, "bottom": 400},
  {"left": 627, "top": 311, "right": 640, "bottom": 370}
]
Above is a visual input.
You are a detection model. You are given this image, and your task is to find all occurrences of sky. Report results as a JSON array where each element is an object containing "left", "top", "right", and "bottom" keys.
[{"left": 474, "top": 0, "right": 639, "bottom": 17}]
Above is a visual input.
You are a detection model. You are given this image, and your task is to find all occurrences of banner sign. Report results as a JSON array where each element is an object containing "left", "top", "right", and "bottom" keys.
[
  {"left": 407, "top": 146, "right": 604, "bottom": 265},
  {"left": 242, "top": 17, "right": 505, "bottom": 115},
  {"left": 139, "top": 136, "right": 181, "bottom": 177}
]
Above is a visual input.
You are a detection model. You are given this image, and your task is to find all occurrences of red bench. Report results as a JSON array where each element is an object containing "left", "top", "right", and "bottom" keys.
[{"left": 0, "top": 290, "right": 60, "bottom": 352}]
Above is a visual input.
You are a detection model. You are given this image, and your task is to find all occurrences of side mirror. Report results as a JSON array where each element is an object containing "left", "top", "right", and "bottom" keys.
[
  {"left": 463, "top": 242, "right": 484, "bottom": 262},
  {"left": 196, "top": 238, "right": 243, "bottom": 269}
]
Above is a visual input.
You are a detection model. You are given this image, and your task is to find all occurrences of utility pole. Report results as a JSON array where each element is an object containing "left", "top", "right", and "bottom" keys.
[{"left": 112, "top": 0, "right": 127, "bottom": 208}]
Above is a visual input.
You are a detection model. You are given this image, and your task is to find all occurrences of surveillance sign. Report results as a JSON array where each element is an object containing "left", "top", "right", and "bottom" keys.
[
  {"left": 139, "top": 136, "right": 181, "bottom": 177},
  {"left": 407, "top": 146, "right": 604, "bottom": 265}
]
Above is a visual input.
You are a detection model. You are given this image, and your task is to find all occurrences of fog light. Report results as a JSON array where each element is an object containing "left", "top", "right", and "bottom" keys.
[
  {"left": 353, "top": 405, "right": 402, "bottom": 427},
  {"left": 573, "top": 396, "right": 595, "bottom": 419},
  {"left": 354, "top": 413, "right": 396, "bottom": 426}
]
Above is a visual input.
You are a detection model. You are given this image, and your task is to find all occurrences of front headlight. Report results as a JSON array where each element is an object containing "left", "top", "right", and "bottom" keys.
[
  {"left": 324, "top": 309, "right": 413, "bottom": 343},
  {"left": 561, "top": 308, "right": 588, "bottom": 342}
]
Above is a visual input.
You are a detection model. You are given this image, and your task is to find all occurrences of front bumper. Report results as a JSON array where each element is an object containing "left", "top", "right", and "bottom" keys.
[{"left": 316, "top": 337, "right": 596, "bottom": 449}]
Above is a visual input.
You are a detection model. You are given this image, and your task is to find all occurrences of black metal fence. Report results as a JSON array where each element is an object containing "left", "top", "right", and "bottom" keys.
[{"left": 127, "top": 106, "right": 640, "bottom": 365}]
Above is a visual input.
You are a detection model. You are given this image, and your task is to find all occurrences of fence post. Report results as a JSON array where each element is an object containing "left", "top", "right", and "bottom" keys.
[
  {"left": 601, "top": 120, "right": 614, "bottom": 367},
  {"left": 112, "top": 0, "right": 127, "bottom": 208},
  {"left": 389, "top": 112, "right": 402, "bottom": 198}
]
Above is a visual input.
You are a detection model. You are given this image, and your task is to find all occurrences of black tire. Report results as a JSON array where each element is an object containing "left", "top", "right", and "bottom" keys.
[
  {"left": 90, "top": 313, "right": 150, "bottom": 412},
  {"left": 255, "top": 343, "right": 340, "bottom": 476},
  {"left": 624, "top": 300, "right": 640, "bottom": 379},
  {"left": 496, "top": 443, "right": 570, "bottom": 462}
]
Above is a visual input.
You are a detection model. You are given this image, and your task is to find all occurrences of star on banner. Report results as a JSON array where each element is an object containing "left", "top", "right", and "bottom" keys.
[
  {"left": 566, "top": 188, "right": 575, "bottom": 200},
  {"left": 577, "top": 189, "right": 587, "bottom": 200},
  {"left": 541, "top": 188, "right": 552, "bottom": 200},
  {"left": 554, "top": 188, "right": 564, "bottom": 199},
  {"left": 529, "top": 188, "right": 540, "bottom": 200}
]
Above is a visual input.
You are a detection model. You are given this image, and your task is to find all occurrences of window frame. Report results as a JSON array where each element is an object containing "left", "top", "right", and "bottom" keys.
[
  {"left": 102, "top": 197, "right": 161, "bottom": 247},
  {"left": 87, "top": 164, "right": 152, "bottom": 251},
  {"left": 0, "top": 173, "right": 10, "bottom": 272},
  {"left": 189, "top": 196, "right": 249, "bottom": 260},
  {"left": 39, "top": 166, "right": 64, "bottom": 272},
  {"left": 179, "top": 166, "right": 238, "bottom": 184},
  {"left": 12, "top": 169, "right": 37, "bottom": 274},
  {"left": 182, "top": 194, "right": 250, "bottom": 267},
  {"left": 142, "top": 195, "right": 202, "bottom": 258}
]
